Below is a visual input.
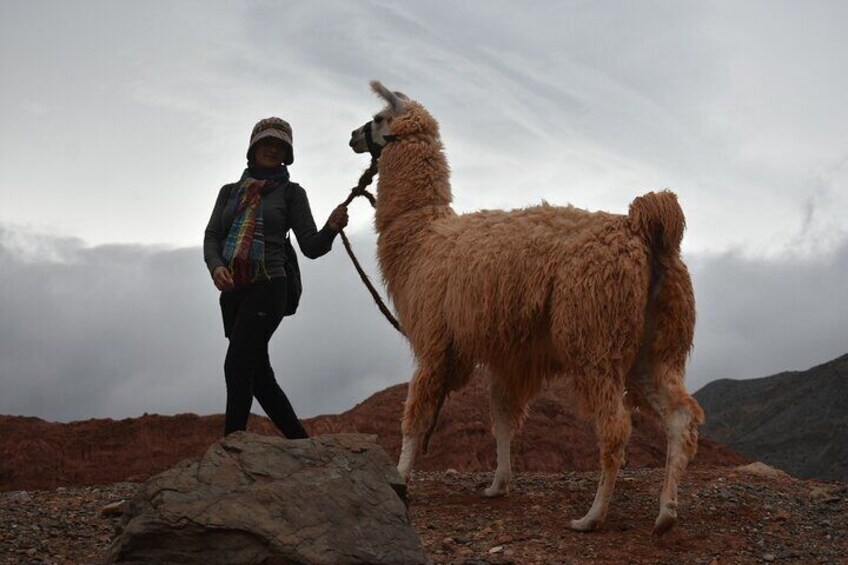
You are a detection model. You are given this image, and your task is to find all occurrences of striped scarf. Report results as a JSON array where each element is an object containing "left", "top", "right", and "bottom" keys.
[{"left": 222, "top": 178, "right": 272, "bottom": 288}]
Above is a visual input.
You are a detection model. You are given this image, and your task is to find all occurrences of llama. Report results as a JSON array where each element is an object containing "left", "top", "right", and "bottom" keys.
[{"left": 349, "top": 81, "right": 704, "bottom": 535}]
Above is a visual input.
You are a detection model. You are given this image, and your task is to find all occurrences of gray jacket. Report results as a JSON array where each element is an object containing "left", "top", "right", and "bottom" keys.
[{"left": 204, "top": 179, "right": 338, "bottom": 279}]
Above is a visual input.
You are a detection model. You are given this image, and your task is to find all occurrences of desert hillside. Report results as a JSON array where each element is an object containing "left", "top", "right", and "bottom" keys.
[
  {"left": 1, "top": 368, "right": 747, "bottom": 492},
  {"left": 5, "top": 366, "right": 848, "bottom": 563},
  {"left": 695, "top": 352, "right": 848, "bottom": 481}
]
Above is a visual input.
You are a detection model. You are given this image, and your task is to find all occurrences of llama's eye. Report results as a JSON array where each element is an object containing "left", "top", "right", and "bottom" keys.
[{"left": 374, "top": 116, "right": 384, "bottom": 124}]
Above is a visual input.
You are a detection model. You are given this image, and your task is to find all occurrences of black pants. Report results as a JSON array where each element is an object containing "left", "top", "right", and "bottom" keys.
[{"left": 219, "top": 277, "right": 308, "bottom": 438}]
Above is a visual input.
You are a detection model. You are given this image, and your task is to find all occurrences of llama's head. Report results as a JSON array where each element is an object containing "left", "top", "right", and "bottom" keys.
[{"left": 349, "top": 81, "right": 438, "bottom": 157}]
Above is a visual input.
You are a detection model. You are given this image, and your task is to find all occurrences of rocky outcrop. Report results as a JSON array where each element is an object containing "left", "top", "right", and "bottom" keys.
[
  {"left": 0, "top": 413, "right": 284, "bottom": 491},
  {"left": 105, "top": 432, "right": 426, "bottom": 565},
  {"left": 1, "top": 369, "right": 749, "bottom": 492},
  {"left": 308, "top": 367, "right": 750, "bottom": 473}
]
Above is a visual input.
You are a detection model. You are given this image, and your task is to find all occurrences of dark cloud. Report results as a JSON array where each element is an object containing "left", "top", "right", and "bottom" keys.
[
  {"left": 1, "top": 224, "right": 846, "bottom": 422},
  {"left": 686, "top": 241, "right": 848, "bottom": 391},
  {"left": 0, "top": 225, "right": 411, "bottom": 422}
]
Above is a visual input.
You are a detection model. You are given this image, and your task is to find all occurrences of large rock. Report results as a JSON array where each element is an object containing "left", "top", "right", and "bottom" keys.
[{"left": 105, "top": 432, "right": 426, "bottom": 565}]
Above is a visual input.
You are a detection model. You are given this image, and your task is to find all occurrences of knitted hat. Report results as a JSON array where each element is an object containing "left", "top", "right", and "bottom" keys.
[{"left": 247, "top": 117, "right": 294, "bottom": 165}]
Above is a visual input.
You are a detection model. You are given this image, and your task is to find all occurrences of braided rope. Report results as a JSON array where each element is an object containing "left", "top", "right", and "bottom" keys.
[
  {"left": 339, "top": 158, "right": 404, "bottom": 336},
  {"left": 343, "top": 155, "right": 448, "bottom": 454}
]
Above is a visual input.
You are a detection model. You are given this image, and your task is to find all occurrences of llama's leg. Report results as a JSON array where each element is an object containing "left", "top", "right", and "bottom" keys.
[
  {"left": 397, "top": 362, "right": 449, "bottom": 481},
  {"left": 484, "top": 371, "right": 524, "bottom": 497},
  {"left": 570, "top": 383, "right": 632, "bottom": 532},
  {"left": 397, "top": 434, "right": 418, "bottom": 482},
  {"left": 632, "top": 363, "right": 704, "bottom": 536}
]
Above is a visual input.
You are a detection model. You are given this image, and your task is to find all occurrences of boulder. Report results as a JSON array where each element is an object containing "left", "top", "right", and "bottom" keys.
[
  {"left": 105, "top": 432, "right": 426, "bottom": 565},
  {"left": 735, "top": 461, "right": 793, "bottom": 481}
]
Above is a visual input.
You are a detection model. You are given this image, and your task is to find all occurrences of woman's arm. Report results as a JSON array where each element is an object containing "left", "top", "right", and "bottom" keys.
[
  {"left": 203, "top": 185, "right": 231, "bottom": 275},
  {"left": 287, "top": 183, "right": 344, "bottom": 259}
]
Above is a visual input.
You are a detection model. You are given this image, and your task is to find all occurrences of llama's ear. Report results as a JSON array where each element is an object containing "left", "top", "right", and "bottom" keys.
[{"left": 371, "top": 80, "right": 407, "bottom": 115}]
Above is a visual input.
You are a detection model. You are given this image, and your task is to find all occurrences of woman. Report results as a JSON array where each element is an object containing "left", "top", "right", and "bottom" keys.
[{"left": 204, "top": 117, "right": 348, "bottom": 437}]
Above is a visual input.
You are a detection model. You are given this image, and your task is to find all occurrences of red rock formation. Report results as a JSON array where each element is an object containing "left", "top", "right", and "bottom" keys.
[
  {"left": 308, "top": 369, "right": 749, "bottom": 473},
  {"left": 0, "top": 370, "right": 747, "bottom": 491}
]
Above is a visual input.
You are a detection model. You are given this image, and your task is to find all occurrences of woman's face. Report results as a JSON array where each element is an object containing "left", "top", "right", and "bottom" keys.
[{"left": 253, "top": 138, "right": 290, "bottom": 168}]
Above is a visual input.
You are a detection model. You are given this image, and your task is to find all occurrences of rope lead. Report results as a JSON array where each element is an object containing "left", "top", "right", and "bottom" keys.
[
  {"left": 342, "top": 155, "right": 449, "bottom": 454},
  {"left": 339, "top": 158, "right": 404, "bottom": 336}
]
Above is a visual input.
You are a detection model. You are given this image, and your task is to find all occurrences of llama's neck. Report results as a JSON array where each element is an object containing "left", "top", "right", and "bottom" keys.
[
  {"left": 373, "top": 136, "right": 454, "bottom": 300},
  {"left": 374, "top": 136, "right": 453, "bottom": 235}
]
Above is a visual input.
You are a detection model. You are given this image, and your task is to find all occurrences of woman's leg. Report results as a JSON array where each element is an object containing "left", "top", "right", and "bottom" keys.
[
  {"left": 222, "top": 283, "right": 279, "bottom": 435},
  {"left": 223, "top": 338, "right": 254, "bottom": 434},
  {"left": 251, "top": 277, "right": 309, "bottom": 439},
  {"left": 253, "top": 356, "right": 309, "bottom": 439}
]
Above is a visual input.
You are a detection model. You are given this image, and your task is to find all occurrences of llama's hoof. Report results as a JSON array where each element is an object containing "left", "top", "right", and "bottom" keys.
[
  {"left": 570, "top": 516, "right": 601, "bottom": 532},
  {"left": 483, "top": 485, "right": 508, "bottom": 498},
  {"left": 652, "top": 508, "right": 678, "bottom": 536}
]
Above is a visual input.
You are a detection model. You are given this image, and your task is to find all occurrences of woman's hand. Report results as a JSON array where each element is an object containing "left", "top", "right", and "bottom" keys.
[
  {"left": 213, "top": 266, "right": 235, "bottom": 291},
  {"left": 327, "top": 204, "right": 349, "bottom": 232}
]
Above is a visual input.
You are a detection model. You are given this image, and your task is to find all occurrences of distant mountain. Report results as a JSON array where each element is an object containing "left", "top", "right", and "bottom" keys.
[
  {"left": 695, "top": 353, "right": 848, "bottom": 481},
  {"left": 1, "top": 367, "right": 747, "bottom": 491}
]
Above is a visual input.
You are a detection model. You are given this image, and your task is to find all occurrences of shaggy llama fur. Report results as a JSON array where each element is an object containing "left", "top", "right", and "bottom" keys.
[{"left": 349, "top": 81, "right": 705, "bottom": 535}]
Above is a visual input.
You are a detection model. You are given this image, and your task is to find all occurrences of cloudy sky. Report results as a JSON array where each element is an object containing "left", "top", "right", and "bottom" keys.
[{"left": 1, "top": 1, "right": 846, "bottom": 423}]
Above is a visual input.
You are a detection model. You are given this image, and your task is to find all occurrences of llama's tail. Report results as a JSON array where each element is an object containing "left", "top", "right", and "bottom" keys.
[
  {"left": 627, "top": 190, "right": 686, "bottom": 257},
  {"left": 627, "top": 189, "right": 693, "bottom": 369}
]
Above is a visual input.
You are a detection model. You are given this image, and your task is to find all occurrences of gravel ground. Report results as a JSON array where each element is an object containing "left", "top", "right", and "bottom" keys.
[
  {"left": 410, "top": 467, "right": 847, "bottom": 564},
  {"left": 0, "top": 483, "right": 136, "bottom": 564},
  {"left": 1, "top": 467, "right": 845, "bottom": 564}
]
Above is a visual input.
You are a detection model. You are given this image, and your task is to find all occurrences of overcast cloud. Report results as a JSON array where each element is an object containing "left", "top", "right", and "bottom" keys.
[
  {"left": 1, "top": 227, "right": 846, "bottom": 422},
  {"left": 0, "top": 226, "right": 414, "bottom": 421},
  {"left": 1, "top": 1, "right": 846, "bottom": 421}
]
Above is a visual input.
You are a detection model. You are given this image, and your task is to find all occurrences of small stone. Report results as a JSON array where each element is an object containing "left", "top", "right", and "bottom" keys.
[
  {"left": 774, "top": 510, "right": 791, "bottom": 522},
  {"left": 101, "top": 500, "right": 127, "bottom": 516},
  {"left": 3, "top": 491, "right": 33, "bottom": 503},
  {"left": 489, "top": 545, "right": 504, "bottom": 554},
  {"left": 763, "top": 553, "right": 776, "bottom": 562}
]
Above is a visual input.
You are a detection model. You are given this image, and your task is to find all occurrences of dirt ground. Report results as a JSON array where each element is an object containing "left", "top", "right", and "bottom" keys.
[
  {"left": 409, "top": 467, "right": 847, "bottom": 564},
  {"left": 1, "top": 466, "right": 845, "bottom": 564}
]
